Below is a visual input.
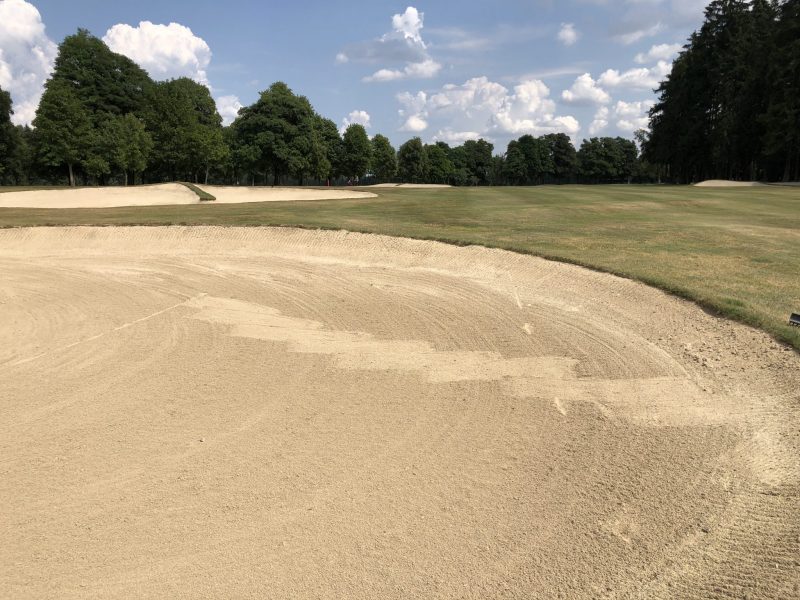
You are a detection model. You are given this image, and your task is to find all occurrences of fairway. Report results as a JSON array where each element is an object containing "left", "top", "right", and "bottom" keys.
[
  {"left": 1, "top": 226, "right": 798, "bottom": 598},
  {"left": 2, "top": 184, "right": 798, "bottom": 351}
]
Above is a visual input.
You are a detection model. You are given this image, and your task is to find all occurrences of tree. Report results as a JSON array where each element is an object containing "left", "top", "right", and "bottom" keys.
[
  {"left": 341, "top": 124, "right": 372, "bottom": 182},
  {"left": 33, "top": 80, "right": 93, "bottom": 186},
  {"left": 462, "top": 139, "right": 494, "bottom": 184},
  {"left": 503, "top": 140, "right": 527, "bottom": 185},
  {"left": 397, "top": 137, "right": 427, "bottom": 183},
  {"left": 50, "top": 29, "right": 153, "bottom": 120},
  {"left": 371, "top": 134, "right": 397, "bottom": 182},
  {"left": 543, "top": 133, "right": 577, "bottom": 182},
  {"left": 424, "top": 143, "right": 454, "bottom": 183},
  {"left": 315, "top": 116, "right": 344, "bottom": 182},
  {"left": 110, "top": 114, "right": 153, "bottom": 185},
  {"left": 232, "top": 82, "right": 316, "bottom": 186},
  {"left": 0, "top": 86, "right": 17, "bottom": 182},
  {"left": 144, "top": 78, "right": 228, "bottom": 182}
]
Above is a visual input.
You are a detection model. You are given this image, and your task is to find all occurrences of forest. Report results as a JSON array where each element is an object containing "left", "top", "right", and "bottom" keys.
[
  {"left": 644, "top": 0, "right": 800, "bottom": 182},
  {"left": 1, "top": 0, "right": 798, "bottom": 187}
]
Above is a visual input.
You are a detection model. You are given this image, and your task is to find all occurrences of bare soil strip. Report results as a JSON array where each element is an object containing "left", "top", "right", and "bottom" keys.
[{"left": 0, "top": 227, "right": 797, "bottom": 599}]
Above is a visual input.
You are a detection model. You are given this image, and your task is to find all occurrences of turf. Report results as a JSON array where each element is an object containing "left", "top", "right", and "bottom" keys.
[{"left": 0, "top": 184, "right": 798, "bottom": 350}]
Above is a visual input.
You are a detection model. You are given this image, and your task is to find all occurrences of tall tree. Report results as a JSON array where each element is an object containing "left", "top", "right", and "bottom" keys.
[
  {"left": 371, "top": 134, "right": 397, "bottom": 183},
  {"left": 232, "top": 82, "right": 316, "bottom": 186},
  {"left": 341, "top": 124, "right": 372, "bottom": 182},
  {"left": 424, "top": 143, "right": 454, "bottom": 183},
  {"left": 33, "top": 80, "right": 93, "bottom": 186},
  {"left": 0, "top": 86, "right": 17, "bottom": 182},
  {"left": 397, "top": 137, "right": 427, "bottom": 183}
]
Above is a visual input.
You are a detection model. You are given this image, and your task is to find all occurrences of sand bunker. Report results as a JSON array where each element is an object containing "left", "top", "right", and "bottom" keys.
[
  {"left": 197, "top": 185, "right": 376, "bottom": 203},
  {"left": 694, "top": 180, "right": 767, "bottom": 187},
  {"left": 0, "top": 184, "right": 375, "bottom": 209},
  {"left": 369, "top": 183, "right": 453, "bottom": 188},
  {"left": 1, "top": 227, "right": 798, "bottom": 599}
]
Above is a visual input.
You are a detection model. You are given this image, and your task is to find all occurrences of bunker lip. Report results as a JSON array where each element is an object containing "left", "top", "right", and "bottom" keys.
[
  {"left": 0, "top": 184, "right": 376, "bottom": 209},
  {"left": 1, "top": 226, "right": 798, "bottom": 599}
]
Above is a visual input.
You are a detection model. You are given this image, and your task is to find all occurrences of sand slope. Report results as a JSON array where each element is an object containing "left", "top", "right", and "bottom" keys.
[
  {"left": 0, "top": 227, "right": 797, "bottom": 599},
  {"left": 0, "top": 184, "right": 376, "bottom": 209},
  {"left": 0, "top": 183, "right": 198, "bottom": 208},
  {"left": 695, "top": 180, "right": 766, "bottom": 187},
  {"left": 197, "top": 185, "right": 376, "bottom": 202}
]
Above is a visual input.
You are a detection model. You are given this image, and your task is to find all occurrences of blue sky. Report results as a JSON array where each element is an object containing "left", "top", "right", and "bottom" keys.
[{"left": 0, "top": 0, "right": 710, "bottom": 151}]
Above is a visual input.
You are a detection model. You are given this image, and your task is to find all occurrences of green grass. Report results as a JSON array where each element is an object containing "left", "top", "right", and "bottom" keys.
[
  {"left": 0, "top": 184, "right": 798, "bottom": 350},
  {"left": 178, "top": 182, "right": 216, "bottom": 201}
]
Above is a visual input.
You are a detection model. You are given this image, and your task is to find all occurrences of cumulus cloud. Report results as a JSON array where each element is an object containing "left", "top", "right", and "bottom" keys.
[
  {"left": 589, "top": 106, "right": 609, "bottom": 135},
  {"left": 397, "top": 76, "right": 581, "bottom": 142},
  {"left": 340, "top": 109, "right": 372, "bottom": 133},
  {"left": 598, "top": 60, "right": 672, "bottom": 90},
  {"left": 561, "top": 73, "right": 610, "bottom": 105},
  {"left": 613, "top": 99, "right": 654, "bottom": 132},
  {"left": 635, "top": 43, "right": 682, "bottom": 64},
  {"left": 216, "top": 95, "right": 243, "bottom": 126},
  {"left": 103, "top": 21, "right": 241, "bottom": 126},
  {"left": 557, "top": 23, "right": 579, "bottom": 46},
  {"left": 103, "top": 21, "right": 212, "bottom": 84},
  {"left": 0, "top": 0, "right": 57, "bottom": 126},
  {"left": 338, "top": 6, "right": 442, "bottom": 83}
]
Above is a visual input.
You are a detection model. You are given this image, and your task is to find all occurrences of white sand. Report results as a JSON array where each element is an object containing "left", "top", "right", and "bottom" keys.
[
  {"left": 0, "top": 184, "right": 376, "bottom": 209},
  {"left": 1, "top": 226, "right": 798, "bottom": 598},
  {"left": 694, "top": 180, "right": 766, "bottom": 187},
  {"left": 0, "top": 184, "right": 197, "bottom": 209},
  {"left": 198, "top": 185, "right": 376, "bottom": 203}
]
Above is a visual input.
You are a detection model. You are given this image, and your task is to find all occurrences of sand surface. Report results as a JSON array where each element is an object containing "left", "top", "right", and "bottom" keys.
[
  {"left": 0, "top": 184, "right": 375, "bottom": 209},
  {"left": 369, "top": 183, "right": 453, "bottom": 188},
  {"left": 694, "top": 180, "right": 767, "bottom": 187},
  {"left": 197, "top": 186, "right": 377, "bottom": 203},
  {"left": 1, "top": 227, "right": 798, "bottom": 599}
]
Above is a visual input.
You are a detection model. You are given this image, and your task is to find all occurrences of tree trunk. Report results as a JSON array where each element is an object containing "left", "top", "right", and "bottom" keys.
[
  {"left": 68, "top": 163, "right": 75, "bottom": 187},
  {"left": 783, "top": 153, "right": 791, "bottom": 182},
  {"left": 124, "top": 171, "right": 129, "bottom": 186},
  {"left": 205, "top": 166, "right": 210, "bottom": 185}
]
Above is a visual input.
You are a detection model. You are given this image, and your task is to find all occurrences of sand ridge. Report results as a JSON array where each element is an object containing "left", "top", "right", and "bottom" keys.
[
  {"left": 0, "top": 226, "right": 798, "bottom": 599},
  {"left": 694, "top": 180, "right": 767, "bottom": 187},
  {"left": 0, "top": 184, "right": 376, "bottom": 209}
]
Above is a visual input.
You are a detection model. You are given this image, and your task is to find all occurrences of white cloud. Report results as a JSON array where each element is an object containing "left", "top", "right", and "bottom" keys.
[
  {"left": 401, "top": 114, "right": 428, "bottom": 132},
  {"left": 598, "top": 60, "right": 672, "bottom": 90},
  {"left": 432, "top": 129, "right": 481, "bottom": 144},
  {"left": 613, "top": 23, "right": 664, "bottom": 45},
  {"left": 341, "top": 6, "right": 442, "bottom": 83},
  {"left": 397, "top": 76, "right": 581, "bottom": 141},
  {"left": 0, "top": 0, "right": 57, "bottom": 125},
  {"left": 103, "top": 21, "right": 212, "bottom": 85},
  {"left": 363, "top": 58, "right": 441, "bottom": 83},
  {"left": 561, "top": 73, "right": 610, "bottom": 105},
  {"left": 635, "top": 43, "right": 682, "bottom": 64},
  {"left": 557, "top": 23, "right": 579, "bottom": 46},
  {"left": 589, "top": 106, "right": 609, "bottom": 135},
  {"left": 392, "top": 6, "right": 426, "bottom": 45},
  {"left": 340, "top": 109, "right": 372, "bottom": 133},
  {"left": 216, "top": 95, "right": 242, "bottom": 126},
  {"left": 613, "top": 99, "right": 654, "bottom": 131}
]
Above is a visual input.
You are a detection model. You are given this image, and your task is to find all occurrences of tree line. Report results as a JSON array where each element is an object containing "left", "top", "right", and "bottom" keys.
[
  {"left": 1, "top": 24, "right": 739, "bottom": 188},
  {"left": 644, "top": 0, "right": 800, "bottom": 182}
]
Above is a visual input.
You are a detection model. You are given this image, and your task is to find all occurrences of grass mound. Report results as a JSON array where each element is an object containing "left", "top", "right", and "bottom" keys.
[{"left": 179, "top": 182, "right": 216, "bottom": 201}]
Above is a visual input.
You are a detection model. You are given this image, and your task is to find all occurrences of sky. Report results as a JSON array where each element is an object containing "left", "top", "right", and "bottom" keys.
[{"left": 0, "top": 0, "right": 710, "bottom": 151}]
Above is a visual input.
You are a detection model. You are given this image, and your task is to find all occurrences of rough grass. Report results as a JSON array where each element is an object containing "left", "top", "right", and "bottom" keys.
[
  {"left": 0, "top": 184, "right": 798, "bottom": 350},
  {"left": 178, "top": 182, "right": 216, "bottom": 201}
]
